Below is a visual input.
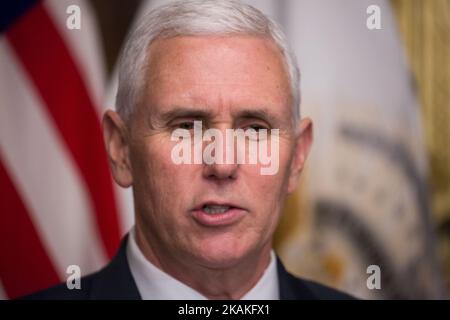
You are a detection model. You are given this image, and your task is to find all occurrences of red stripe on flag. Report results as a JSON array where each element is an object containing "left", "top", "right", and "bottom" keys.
[
  {"left": 6, "top": 3, "right": 121, "bottom": 258},
  {"left": 0, "top": 157, "right": 60, "bottom": 299}
]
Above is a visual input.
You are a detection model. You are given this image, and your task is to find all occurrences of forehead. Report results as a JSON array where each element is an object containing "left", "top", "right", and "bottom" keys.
[{"left": 142, "top": 35, "right": 291, "bottom": 120}]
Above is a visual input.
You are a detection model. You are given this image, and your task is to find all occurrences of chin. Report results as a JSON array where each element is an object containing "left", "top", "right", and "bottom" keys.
[{"left": 191, "top": 236, "right": 255, "bottom": 269}]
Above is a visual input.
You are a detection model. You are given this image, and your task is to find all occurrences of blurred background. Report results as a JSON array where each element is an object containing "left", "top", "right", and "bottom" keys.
[{"left": 0, "top": 0, "right": 449, "bottom": 299}]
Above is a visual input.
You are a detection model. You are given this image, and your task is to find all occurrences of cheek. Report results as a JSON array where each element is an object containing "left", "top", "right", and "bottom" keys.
[
  {"left": 249, "top": 141, "right": 293, "bottom": 221},
  {"left": 132, "top": 141, "right": 196, "bottom": 239},
  {"left": 137, "top": 135, "right": 182, "bottom": 175},
  {"left": 131, "top": 140, "right": 178, "bottom": 206},
  {"left": 252, "top": 139, "right": 293, "bottom": 188},
  {"left": 143, "top": 140, "right": 202, "bottom": 212}
]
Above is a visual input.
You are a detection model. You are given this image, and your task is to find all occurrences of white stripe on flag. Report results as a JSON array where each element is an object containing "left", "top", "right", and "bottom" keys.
[
  {"left": 0, "top": 39, "right": 107, "bottom": 278},
  {"left": 47, "top": 0, "right": 135, "bottom": 235}
]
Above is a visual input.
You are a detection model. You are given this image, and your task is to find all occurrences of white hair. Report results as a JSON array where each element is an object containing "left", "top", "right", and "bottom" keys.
[{"left": 116, "top": 0, "right": 301, "bottom": 125}]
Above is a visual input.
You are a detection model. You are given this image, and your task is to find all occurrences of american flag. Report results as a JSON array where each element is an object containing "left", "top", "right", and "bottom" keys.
[{"left": 0, "top": 0, "right": 130, "bottom": 299}]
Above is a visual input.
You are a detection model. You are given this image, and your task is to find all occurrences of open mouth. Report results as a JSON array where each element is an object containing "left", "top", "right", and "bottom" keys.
[
  {"left": 191, "top": 202, "right": 246, "bottom": 226},
  {"left": 202, "top": 204, "right": 232, "bottom": 214}
]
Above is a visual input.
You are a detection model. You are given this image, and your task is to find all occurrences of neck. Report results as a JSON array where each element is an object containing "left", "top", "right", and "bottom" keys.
[{"left": 134, "top": 224, "right": 272, "bottom": 299}]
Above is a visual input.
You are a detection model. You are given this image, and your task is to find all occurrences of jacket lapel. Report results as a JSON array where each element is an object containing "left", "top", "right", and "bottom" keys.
[
  {"left": 277, "top": 257, "right": 317, "bottom": 299},
  {"left": 89, "top": 235, "right": 141, "bottom": 299}
]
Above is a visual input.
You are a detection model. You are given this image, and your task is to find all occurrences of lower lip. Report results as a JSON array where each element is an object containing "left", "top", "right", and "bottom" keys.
[{"left": 191, "top": 208, "right": 246, "bottom": 227}]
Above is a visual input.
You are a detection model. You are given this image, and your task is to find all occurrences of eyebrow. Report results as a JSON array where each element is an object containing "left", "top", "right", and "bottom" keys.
[
  {"left": 159, "top": 107, "right": 214, "bottom": 122},
  {"left": 158, "top": 106, "right": 282, "bottom": 127},
  {"left": 233, "top": 109, "right": 277, "bottom": 125}
]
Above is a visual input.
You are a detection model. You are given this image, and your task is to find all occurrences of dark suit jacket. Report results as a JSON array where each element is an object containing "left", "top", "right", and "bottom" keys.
[{"left": 24, "top": 235, "right": 354, "bottom": 300}]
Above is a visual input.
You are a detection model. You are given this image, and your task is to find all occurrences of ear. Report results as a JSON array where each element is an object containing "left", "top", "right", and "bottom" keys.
[
  {"left": 287, "top": 117, "right": 313, "bottom": 194},
  {"left": 102, "top": 110, "right": 133, "bottom": 188}
]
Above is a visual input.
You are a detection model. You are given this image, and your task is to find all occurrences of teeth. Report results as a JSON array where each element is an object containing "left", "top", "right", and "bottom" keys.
[{"left": 203, "top": 205, "right": 230, "bottom": 214}]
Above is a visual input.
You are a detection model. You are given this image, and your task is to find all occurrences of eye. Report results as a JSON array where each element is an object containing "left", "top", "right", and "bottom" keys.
[
  {"left": 176, "top": 121, "right": 195, "bottom": 130},
  {"left": 242, "top": 124, "right": 270, "bottom": 141},
  {"left": 246, "top": 124, "right": 268, "bottom": 132}
]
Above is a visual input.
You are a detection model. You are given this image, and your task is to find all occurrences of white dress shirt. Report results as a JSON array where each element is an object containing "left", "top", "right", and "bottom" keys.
[{"left": 126, "top": 227, "right": 280, "bottom": 300}]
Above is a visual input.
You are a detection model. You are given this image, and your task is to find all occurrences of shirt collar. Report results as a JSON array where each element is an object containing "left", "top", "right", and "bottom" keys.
[{"left": 126, "top": 226, "right": 279, "bottom": 300}]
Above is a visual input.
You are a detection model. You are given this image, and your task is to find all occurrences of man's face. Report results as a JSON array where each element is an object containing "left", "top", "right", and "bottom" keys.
[{"left": 107, "top": 35, "right": 312, "bottom": 269}]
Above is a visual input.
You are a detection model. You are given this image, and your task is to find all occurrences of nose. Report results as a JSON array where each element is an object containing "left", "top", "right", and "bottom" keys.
[
  {"left": 203, "top": 161, "right": 238, "bottom": 181},
  {"left": 201, "top": 126, "right": 239, "bottom": 181}
]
